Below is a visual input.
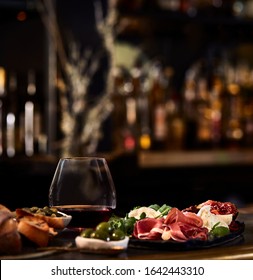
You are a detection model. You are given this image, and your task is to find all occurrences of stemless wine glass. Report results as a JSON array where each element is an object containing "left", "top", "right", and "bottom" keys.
[{"left": 48, "top": 157, "right": 116, "bottom": 231}]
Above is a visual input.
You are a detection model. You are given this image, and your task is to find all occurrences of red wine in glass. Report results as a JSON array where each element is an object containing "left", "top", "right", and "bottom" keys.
[{"left": 57, "top": 205, "right": 113, "bottom": 231}]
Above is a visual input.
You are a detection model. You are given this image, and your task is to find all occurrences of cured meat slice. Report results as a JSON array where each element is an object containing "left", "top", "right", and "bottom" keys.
[
  {"left": 165, "top": 207, "right": 204, "bottom": 228},
  {"left": 133, "top": 208, "right": 208, "bottom": 242},
  {"left": 132, "top": 217, "right": 164, "bottom": 239},
  {"left": 163, "top": 208, "right": 208, "bottom": 242},
  {"left": 162, "top": 222, "right": 188, "bottom": 242}
]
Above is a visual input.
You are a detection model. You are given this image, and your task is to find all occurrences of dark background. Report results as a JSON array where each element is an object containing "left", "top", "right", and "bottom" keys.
[
  {"left": 0, "top": 0, "right": 253, "bottom": 214},
  {"left": 1, "top": 154, "right": 253, "bottom": 215}
]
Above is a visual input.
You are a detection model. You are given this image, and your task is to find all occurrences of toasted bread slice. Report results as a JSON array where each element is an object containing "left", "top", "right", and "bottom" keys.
[
  {"left": 0, "top": 206, "right": 22, "bottom": 254},
  {"left": 16, "top": 208, "right": 66, "bottom": 229},
  {"left": 17, "top": 216, "right": 50, "bottom": 247}
]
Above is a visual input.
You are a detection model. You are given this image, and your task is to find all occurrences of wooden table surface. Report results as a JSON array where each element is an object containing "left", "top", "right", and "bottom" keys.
[{"left": 29, "top": 206, "right": 253, "bottom": 260}]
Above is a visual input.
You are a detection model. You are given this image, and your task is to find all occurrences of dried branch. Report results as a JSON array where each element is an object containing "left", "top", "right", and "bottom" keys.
[{"left": 36, "top": 0, "right": 118, "bottom": 156}]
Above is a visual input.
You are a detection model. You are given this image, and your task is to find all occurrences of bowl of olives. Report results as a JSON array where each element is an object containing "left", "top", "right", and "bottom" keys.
[{"left": 75, "top": 221, "right": 129, "bottom": 251}]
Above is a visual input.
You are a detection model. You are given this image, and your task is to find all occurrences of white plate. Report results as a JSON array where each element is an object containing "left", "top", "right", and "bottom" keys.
[{"left": 75, "top": 236, "right": 129, "bottom": 251}]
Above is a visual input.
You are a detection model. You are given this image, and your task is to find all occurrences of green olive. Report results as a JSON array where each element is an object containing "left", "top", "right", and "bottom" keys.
[
  {"left": 111, "top": 229, "right": 125, "bottom": 240},
  {"left": 50, "top": 207, "right": 58, "bottom": 213},
  {"left": 96, "top": 222, "right": 113, "bottom": 233},
  {"left": 80, "top": 228, "right": 94, "bottom": 238},
  {"left": 30, "top": 206, "right": 39, "bottom": 213},
  {"left": 90, "top": 229, "right": 111, "bottom": 241},
  {"left": 26, "top": 206, "right": 64, "bottom": 217}
]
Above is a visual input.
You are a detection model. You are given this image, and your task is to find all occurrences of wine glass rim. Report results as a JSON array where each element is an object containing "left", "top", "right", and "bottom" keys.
[{"left": 59, "top": 156, "right": 107, "bottom": 161}]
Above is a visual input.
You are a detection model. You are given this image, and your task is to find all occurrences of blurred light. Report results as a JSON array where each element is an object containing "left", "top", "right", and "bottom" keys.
[
  {"left": 0, "top": 67, "right": 6, "bottom": 96},
  {"left": 139, "top": 134, "right": 151, "bottom": 150},
  {"left": 233, "top": 1, "right": 245, "bottom": 17},
  {"left": 187, "top": 7, "right": 197, "bottom": 18},
  {"left": 17, "top": 11, "right": 27, "bottom": 21},
  {"left": 6, "top": 113, "right": 15, "bottom": 158},
  {"left": 124, "top": 135, "right": 135, "bottom": 151},
  {"left": 212, "top": 0, "right": 223, "bottom": 8}
]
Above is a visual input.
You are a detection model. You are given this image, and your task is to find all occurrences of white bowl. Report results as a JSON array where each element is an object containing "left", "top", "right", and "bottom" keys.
[
  {"left": 58, "top": 211, "right": 72, "bottom": 228},
  {"left": 40, "top": 211, "right": 72, "bottom": 229},
  {"left": 75, "top": 236, "right": 129, "bottom": 251}
]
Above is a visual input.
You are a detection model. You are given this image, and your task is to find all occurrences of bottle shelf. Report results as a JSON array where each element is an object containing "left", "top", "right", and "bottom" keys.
[
  {"left": 138, "top": 149, "right": 253, "bottom": 168},
  {"left": 116, "top": 4, "right": 253, "bottom": 40},
  {"left": 2, "top": 148, "right": 253, "bottom": 170}
]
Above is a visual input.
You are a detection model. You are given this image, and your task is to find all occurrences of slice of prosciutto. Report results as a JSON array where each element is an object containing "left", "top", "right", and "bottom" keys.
[
  {"left": 162, "top": 208, "right": 208, "bottom": 242},
  {"left": 132, "top": 207, "right": 208, "bottom": 242},
  {"left": 133, "top": 217, "right": 164, "bottom": 240}
]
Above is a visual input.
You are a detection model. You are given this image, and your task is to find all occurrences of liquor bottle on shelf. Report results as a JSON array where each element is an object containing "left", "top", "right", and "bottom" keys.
[
  {"left": 182, "top": 64, "right": 198, "bottom": 149},
  {"left": 240, "top": 65, "right": 253, "bottom": 147},
  {"left": 209, "top": 73, "right": 223, "bottom": 148},
  {"left": 164, "top": 66, "right": 185, "bottom": 151},
  {"left": 0, "top": 66, "right": 6, "bottom": 156},
  {"left": 137, "top": 74, "right": 152, "bottom": 151},
  {"left": 243, "top": 100, "right": 253, "bottom": 147},
  {"left": 6, "top": 113, "right": 15, "bottom": 157},
  {"left": 195, "top": 76, "right": 213, "bottom": 149},
  {"left": 122, "top": 73, "right": 137, "bottom": 153},
  {"left": 222, "top": 61, "right": 244, "bottom": 149},
  {"left": 112, "top": 67, "right": 138, "bottom": 153},
  {"left": 149, "top": 61, "right": 168, "bottom": 150},
  {"left": 5, "top": 72, "right": 18, "bottom": 157},
  {"left": 111, "top": 66, "right": 137, "bottom": 153},
  {"left": 111, "top": 66, "right": 126, "bottom": 152},
  {"left": 0, "top": 99, "right": 3, "bottom": 156},
  {"left": 23, "top": 69, "right": 42, "bottom": 156}
]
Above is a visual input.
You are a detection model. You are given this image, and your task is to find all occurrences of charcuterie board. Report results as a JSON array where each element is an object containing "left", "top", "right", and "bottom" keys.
[{"left": 129, "top": 221, "right": 245, "bottom": 250}]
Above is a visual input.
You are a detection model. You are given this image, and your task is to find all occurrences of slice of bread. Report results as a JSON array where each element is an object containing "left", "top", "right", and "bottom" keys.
[
  {"left": 0, "top": 231, "right": 22, "bottom": 254},
  {"left": 17, "top": 216, "right": 50, "bottom": 247},
  {"left": 16, "top": 208, "right": 66, "bottom": 229},
  {"left": 0, "top": 205, "right": 22, "bottom": 254},
  {"left": 0, "top": 204, "right": 11, "bottom": 212}
]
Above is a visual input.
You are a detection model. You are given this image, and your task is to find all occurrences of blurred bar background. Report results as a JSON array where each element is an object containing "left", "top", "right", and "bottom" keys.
[{"left": 1, "top": 0, "right": 253, "bottom": 214}]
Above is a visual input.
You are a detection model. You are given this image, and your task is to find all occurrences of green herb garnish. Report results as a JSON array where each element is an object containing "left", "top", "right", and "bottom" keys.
[{"left": 209, "top": 222, "right": 230, "bottom": 238}]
